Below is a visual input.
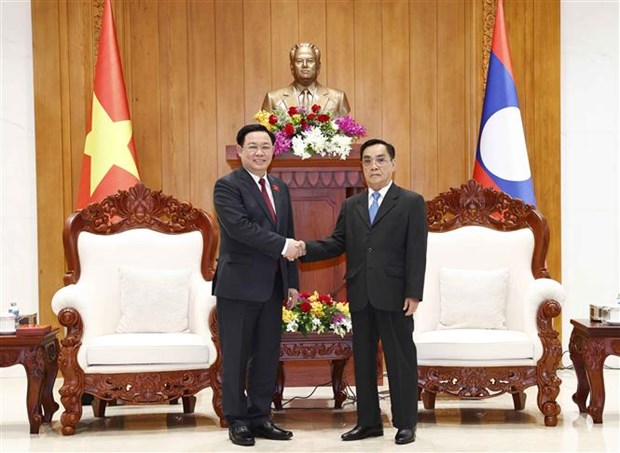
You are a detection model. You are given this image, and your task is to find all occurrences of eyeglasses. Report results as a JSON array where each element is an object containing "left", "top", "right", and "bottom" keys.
[
  {"left": 245, "top": 144, "right": 273, "bottom": 154},
  {"left": 362, "top": 155, "right": 391, "bottom": 167}
]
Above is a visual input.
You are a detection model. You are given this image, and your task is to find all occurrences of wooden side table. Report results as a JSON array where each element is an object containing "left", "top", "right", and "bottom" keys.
[
  {"left": 274, "top": 332, "right": 353, "bottom": 410},
  {"left": 0, "top": 328, "right": 60, "bottom": 433},
  {"left": 568, "top": 319, "right": 620, "bottom": 423}
]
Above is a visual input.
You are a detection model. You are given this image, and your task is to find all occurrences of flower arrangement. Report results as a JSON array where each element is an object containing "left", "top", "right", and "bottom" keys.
[
  {"left": 282, "top": 291, "right": 352, "bottom": 338},
  {"left": 255, "top": 105, "right": 366, "bottom": 159}
]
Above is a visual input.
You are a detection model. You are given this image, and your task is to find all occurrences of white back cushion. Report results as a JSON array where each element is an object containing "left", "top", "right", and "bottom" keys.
[
  {"left": 116, "top": 267, "right": 192, "bottom": 333},
  {"left": 77, "top": 229, "right": 203, "bottom": 337},
  {"left": 415, "top": 226, "right": 534, "bottom": 336},
  {"left": 438, "top": 267, "right": 510, "bottom": 330}
]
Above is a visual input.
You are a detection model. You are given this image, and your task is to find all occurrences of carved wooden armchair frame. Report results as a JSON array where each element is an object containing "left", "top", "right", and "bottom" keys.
[
  {"left": 54, "top": 184, "right": 224, "bottom": 434},
  {"left": 418, "top": 180, "right": 562, "bottom": 427}
]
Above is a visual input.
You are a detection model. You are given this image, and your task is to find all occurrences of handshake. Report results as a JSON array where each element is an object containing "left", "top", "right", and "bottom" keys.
[{"left": 284, "top": 239, "right": 306, "bottom": 261}]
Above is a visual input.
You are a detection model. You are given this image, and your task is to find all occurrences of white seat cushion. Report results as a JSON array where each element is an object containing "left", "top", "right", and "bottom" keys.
[
  {"left": 417, "top": 329, "right": 534, "bottom": 361},
  {"left": 86, "top": 333, "right": 209, "bottom": 366}
]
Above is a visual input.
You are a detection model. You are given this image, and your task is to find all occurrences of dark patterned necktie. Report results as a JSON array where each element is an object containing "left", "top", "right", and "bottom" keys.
[{"left": 259, "top": 177, "right": 277, "bottom": 223}]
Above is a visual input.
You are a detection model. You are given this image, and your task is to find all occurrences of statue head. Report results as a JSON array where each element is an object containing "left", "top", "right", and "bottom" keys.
[{"left": 289, "top": 42, "right": 321, "bottom": 86}]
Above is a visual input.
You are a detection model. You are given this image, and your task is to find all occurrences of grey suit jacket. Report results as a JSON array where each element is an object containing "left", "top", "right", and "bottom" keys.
[
  {"left": 302, "top": 184, "right": 427, "bottom": 312},
  {"left": 261, "top": 83, "right": 350, "bottom": 117}
]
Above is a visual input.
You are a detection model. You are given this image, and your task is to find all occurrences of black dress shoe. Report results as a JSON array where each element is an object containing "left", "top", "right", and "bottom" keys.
[
  {"left": 395, "top": 426, "right": 416, "bottom": 445},
  {"left": 341, "top": 425, "right": 384, "bottom": 441},
  {"left": 229, "top": 425, "right": 255, "bottom": 447},
  {"left": 252, "top": 420, "right": 293, "bottom": 440}
]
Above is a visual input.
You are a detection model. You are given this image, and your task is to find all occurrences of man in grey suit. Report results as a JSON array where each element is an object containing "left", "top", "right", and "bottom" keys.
[
  {"left": 300, "top": 139, "right": 427, "bottom": 445},
  {"left": 213, "top": 124, "right": 304, "bottom": 447},
  {"left": 261, "top": 42, "right": 350, "bottom": 117}
]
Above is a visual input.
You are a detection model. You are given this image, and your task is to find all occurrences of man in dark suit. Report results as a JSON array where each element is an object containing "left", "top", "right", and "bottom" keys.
[
  {"left": 213, "top": 124, "right": 303, "bottom": 447},
  {"left": 300, "top": 139, "right": 427, "bottom": 445}
]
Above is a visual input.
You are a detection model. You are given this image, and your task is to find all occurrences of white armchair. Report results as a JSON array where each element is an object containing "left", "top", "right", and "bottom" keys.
[
  {"left": 415, "top": 180, "right": 564, "bottom": 427},
  {"left": 51, "top": 184, "right": 224, "bottom": 435}
]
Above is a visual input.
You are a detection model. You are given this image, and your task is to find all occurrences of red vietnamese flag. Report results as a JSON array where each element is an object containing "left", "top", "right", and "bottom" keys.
[{"left": 76, "top": 0, "right": 140, "bottom": 209}]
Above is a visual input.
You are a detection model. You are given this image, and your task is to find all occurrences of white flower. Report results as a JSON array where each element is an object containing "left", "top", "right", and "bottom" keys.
[
  {"left": 327, "top": 135, "right": 352, "bottom": 159},
  {"left": 286, "top": 320, "right": 299, "bottom": 333},
  {"left": 291, "top": 135, "right": 313, "bottom": 160},
  {"left": 303, "top": 127, "right": 328, "bottom": 153}
]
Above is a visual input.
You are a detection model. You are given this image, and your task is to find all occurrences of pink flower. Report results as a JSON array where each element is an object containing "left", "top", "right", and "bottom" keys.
[
  {"left": 274, "top": 131, "right": 292, "bottom": 156},
  {"left": 334, "top": 115, "right": 367, "bottom": 138}
]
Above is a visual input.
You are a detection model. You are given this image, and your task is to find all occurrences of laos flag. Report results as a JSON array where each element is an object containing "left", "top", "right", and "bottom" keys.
[{"left": 473, "top": 0, "right": 536, "bottom": 206}]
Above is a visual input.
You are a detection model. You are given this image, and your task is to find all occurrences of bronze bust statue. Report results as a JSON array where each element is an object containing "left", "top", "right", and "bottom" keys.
[{"left": 261, "top": 43, "right": 350, "bottom": 117}]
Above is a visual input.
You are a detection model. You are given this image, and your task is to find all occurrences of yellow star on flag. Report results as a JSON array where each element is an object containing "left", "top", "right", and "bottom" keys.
[{"left": 84, "top": 94, "right": 139, "bottom": 195}]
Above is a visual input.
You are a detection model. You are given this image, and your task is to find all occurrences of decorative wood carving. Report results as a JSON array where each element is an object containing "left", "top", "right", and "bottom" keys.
[
  {"left": 55, "top": 184, "right": 223, "bottom": 435},
  {"left": 63, "top": 183, "right": 219, "bottom": 284},
  {"left": 426, "top": 180, "right": 550, "bottom": 278},
  {"left": 419, "top": 366, "right": 537, "bottom": 399},
  {"left": 0, "top": 330, "right": 60, "bottom": 433},
  {"left": 226, "top": 145, "right": 366, "bottom": 189},
  {"left": 535, "top": 300, "right": 563, "bottom": 427},
  {"left": 277, "top": 170, "right": 365, "bottom": 189},
  {"left": 279, "top": 334, "right": 353, "bottom": 361},
  {"left": 568, "top": 319, "right": 620, "bottom": 423},
  {"left": 420, "top": 180, "right": 562, "bottom": 427},
  {"left": 209, "top": 308, "right": 225, "bottom": 427},
  {"left": 84, "top": 370, "right": 212, "bottom": 403},
  {"left": 273, "top": 333, "right": 353, "bottom": 411}
]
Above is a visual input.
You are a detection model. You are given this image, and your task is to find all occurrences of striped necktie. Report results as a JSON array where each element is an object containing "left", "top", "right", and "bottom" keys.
[{"left": 259, "top": 177, "right": 277, "bottom": 223}]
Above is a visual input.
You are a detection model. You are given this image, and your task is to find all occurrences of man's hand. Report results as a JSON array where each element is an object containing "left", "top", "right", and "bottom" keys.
[
  {"left": 284, "top": 239, "right": 304, "bottom": 261},
  {"left": 403, "top": 298, "right": 420, "bottom": 316},
  {"left": 286, "top": 288, "right": 299, "bottom": 309},
  {"left": 298, "top": 240, "right": 306, "bottom": 256}
]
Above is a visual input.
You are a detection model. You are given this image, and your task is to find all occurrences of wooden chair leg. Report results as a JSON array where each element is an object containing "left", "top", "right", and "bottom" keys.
[
  {"left": 182, "top": 396, "right": 197, "bottom": 414},
  {"left": 92, "top": 398, "right": 107, "bottom": 417},
  {"left": 421, "top": 390, "right": 437, "bottom": 410},
  {"left": 512, "top": 392, "right": 527, "bottom": 410}
]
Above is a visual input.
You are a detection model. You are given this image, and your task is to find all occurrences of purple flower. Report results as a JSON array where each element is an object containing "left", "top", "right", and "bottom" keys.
[
  {"left": 332, "top": 314, "right": 345, "bottom": 324},
  {"left": 334, "top": 116, "right": 367, "bottom": 138},
  {"left": 274, "top": 130, "right": 292, "bottom": 156}
]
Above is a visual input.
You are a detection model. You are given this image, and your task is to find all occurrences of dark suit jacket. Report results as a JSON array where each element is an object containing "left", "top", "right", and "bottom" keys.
[
  {"left": 213, "top": 167, "right": 299, "bottom": 302},
  {"left": 303, "top": 184, "right": 427, "bottom": 312},
  {"left": 261, "top": 83, "right": 350, "bottom": 118}
]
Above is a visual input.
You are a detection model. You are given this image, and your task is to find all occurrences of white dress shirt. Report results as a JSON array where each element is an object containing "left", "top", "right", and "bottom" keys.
[{"left": 368, "top": 181, "right": 393, "bottom": 210}]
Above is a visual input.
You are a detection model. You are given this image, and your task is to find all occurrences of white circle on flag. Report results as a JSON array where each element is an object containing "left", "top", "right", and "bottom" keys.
[{"left": 480, "top": 107, "right": 531, "bottom": 181}]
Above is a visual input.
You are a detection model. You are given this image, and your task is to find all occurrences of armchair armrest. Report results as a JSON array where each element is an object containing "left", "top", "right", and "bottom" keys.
[
  {"left": 51, "top": 284, "right": 92, "bottom": 328},
  {"left": 524, "top": 278, "right": 565, "bottom": 360},
  {"left": 190, "top": 278, "right": 218, "bottom": 365}
]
